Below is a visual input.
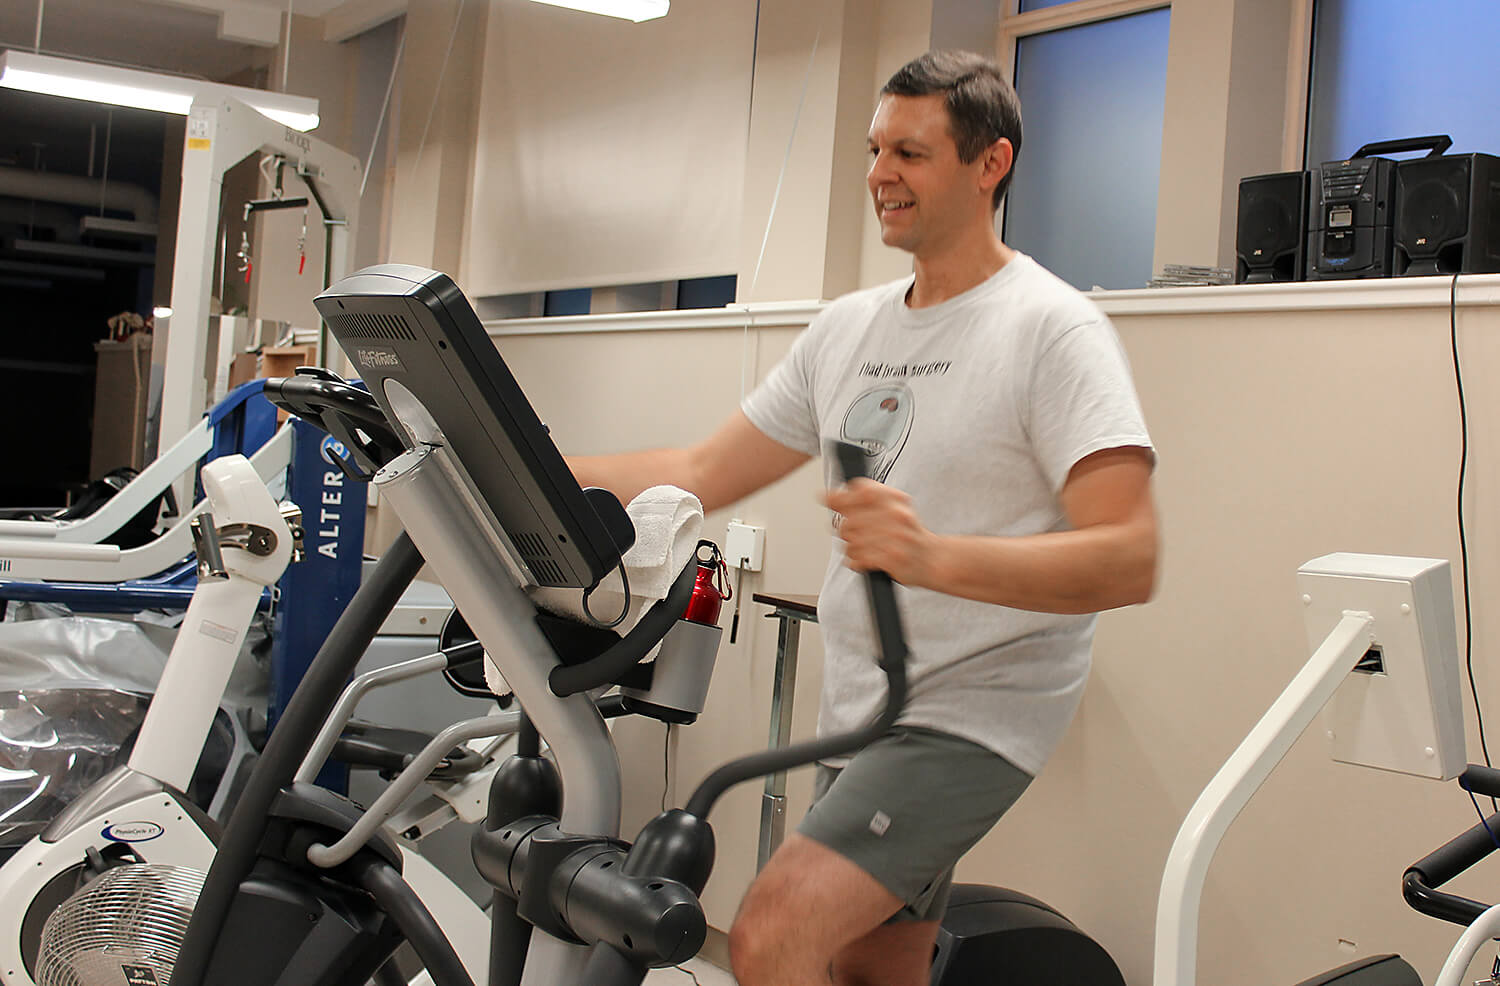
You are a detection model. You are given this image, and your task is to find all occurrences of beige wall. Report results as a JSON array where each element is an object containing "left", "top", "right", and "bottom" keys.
[
  {"left": 485, "top": 278, "right": 1500, "bottom": 986},
  {"left": 993, "top": 281, "right": 1500, "bottom": 986}
]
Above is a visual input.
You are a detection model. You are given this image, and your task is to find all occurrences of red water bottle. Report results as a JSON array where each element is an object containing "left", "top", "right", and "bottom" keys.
[{"left": 682, "top": 539, "right": 730, "bottom": 626}]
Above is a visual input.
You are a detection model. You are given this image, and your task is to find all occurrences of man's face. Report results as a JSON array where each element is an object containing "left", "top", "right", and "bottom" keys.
[{"left": 866, "top": 93, "right": 998, "bottom": 258}]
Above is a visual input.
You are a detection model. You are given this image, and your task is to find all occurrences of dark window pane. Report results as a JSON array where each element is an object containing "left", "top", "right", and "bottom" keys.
[
  {"left": 543, "top": 288, "right": 591, "bottom": 317},
  {"left": 676, "top": 275, "right": 737, "bottom": 309}
]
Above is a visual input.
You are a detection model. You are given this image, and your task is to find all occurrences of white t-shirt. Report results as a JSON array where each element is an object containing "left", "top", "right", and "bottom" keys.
[{"left": 742, "top": 254, "right": 1154, "bottom": 774}]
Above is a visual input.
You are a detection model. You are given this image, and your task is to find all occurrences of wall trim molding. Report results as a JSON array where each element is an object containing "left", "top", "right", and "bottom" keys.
[
  {"left": 484, "top": 300, "right": 826, "bottom": 338},
  {"left": 1095, "top": 274, "right": 1500, "bottom": 317},
  {"left": 1000, "top": 0, "right": 1169, "bottom": 42},
  {"left": 482, "top": 275, "right": 1500, "bottom": 337}
]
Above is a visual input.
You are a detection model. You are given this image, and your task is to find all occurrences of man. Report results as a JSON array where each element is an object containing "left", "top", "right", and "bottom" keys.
[{"left": 569, "top": 50, "right": 1157, "bottom": 986}]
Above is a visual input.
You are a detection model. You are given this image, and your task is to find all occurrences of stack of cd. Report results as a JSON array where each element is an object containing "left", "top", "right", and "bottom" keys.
[{"left": 1147, "top": 264, "right": 1234, "bottom": 288}]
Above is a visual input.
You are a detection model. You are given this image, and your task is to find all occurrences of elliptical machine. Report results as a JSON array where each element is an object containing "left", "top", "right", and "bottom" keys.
[{"left": 149, "top": 264, "right": 1122, "bottom": 986}]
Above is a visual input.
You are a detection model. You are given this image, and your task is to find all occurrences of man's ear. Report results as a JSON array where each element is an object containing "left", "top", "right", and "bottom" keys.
[{"left": 977, "top": 137, "right": 1015, "bottom": 196}]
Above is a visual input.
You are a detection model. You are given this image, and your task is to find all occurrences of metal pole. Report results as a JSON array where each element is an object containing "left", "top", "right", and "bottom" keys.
[{"left": 757, "top": 609, "right": 802, "bottom": 870}]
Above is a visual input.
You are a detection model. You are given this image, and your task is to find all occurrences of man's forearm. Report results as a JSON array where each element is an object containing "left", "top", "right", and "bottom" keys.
[
  {"left": 566, "top": 448, "right": 702, "bottom": 507},
  {"left": 918, "top": 522, "right": 1157, "bottom": 614}
]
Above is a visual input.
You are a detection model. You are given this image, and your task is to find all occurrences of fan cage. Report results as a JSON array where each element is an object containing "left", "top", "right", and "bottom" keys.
[{"left": 36, "top": 863, "right": 205, "bottom": 986}]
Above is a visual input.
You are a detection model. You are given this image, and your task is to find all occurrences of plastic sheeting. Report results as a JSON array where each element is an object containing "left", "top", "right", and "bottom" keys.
[
  {"left": 0, "top": 609, "right": 269, "bottom": 850},
  {"left": 0, "top": 688, "right": 151, "bottom": 849}
]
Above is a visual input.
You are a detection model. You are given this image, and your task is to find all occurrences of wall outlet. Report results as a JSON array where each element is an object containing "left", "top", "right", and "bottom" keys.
[{"left": 725, "top": 519, "right": 765, "bottom": 571}]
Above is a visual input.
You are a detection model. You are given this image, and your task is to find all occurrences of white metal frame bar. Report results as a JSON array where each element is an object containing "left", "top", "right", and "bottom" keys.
[
  {"left": 0, "top": 415, "right": 212, "bottom": 541},
  {"left": 0, "top": 423, "right": 291, "bottom": 582},
  {"left": 1152, "top": 610, "right": 1374, "bottom": 986},
  {"left": 160, "top": 94, "right": 361, "bottom": 460}
]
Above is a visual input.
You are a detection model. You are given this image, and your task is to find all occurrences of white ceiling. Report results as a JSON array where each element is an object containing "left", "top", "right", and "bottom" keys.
[{"left": 0, "top": 0, "right": 394, "bottom": 79}]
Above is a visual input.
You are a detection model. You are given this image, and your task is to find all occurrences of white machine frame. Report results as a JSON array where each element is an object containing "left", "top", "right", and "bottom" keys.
[
  {"left": 158, "top": 94, "right": 361, "bottom": 458},
  {"left": 1153, "top": 553, "right": 1466, "bottom": 986},
  {"left": 0, "top": 411, "right": 227, "bottom": 544},
  {"left": 0, "top": 425, "right": 291, "bottom": 582}
]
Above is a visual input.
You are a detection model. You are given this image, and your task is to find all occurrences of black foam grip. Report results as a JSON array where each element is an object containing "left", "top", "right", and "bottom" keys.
[
  {"left": 1461, "top": 764, "right": 1500, "bottom": 798},
  {"left": 830, "top": 441, "right": 908, "bottom": 671},
  {"left": 547, "top": 559, "right": 697, "bottom": 696},
  {"left": 1406, "top": 812, "right": 1500, "bottom": 889}
]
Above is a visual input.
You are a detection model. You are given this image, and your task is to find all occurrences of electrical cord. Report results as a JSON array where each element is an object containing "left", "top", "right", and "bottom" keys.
[
  {"left": 581, "top": 555, "right": 631, "bottom": 628},
  {"left": 1449, "top": 270, "right": 1494, "bottom": 811},
  {"left": 1467, "top": 788, "right": 1500, "bottom": 850},
  {"left": 662, "top": 721, "right": 672, "bottom": 811}
]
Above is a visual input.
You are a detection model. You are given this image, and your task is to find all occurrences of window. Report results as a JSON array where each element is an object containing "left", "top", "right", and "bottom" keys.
[
  {"left": 1305, "top": 0, "right": 1500, "bottom": 167},
  {"left": 1002, "top": 5, "right": 1172, "bottom": 290},
  {"left": 676, "top": 275, "right": 737, "bottom": 310},
  {"left": 544, "top": 289, "right": 591, "bottom": 317}
]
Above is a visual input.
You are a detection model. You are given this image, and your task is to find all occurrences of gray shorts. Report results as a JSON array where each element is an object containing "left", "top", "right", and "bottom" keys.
[{"left": 796, "top": 727, "right": 1032, "bottom": 923}]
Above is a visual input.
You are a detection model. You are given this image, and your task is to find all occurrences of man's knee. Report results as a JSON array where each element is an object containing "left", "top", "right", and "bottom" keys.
[
  {"left": 728, "top": 876, "right": 798, "bottom": 980},
  {"left": 728, "top": 833, "right": 905, "bottom": 984}
]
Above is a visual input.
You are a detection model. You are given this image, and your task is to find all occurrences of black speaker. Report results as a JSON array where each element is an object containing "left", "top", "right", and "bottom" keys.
[
  {"left": 1306, "top": 157, "right": 1397, "bottom": 279},
  {"left": 1236, "top": 171, "right": 1308, "bottom": 283},
  {"left": 1394, "top": 152, "right": 1500, "bottom": 275}
]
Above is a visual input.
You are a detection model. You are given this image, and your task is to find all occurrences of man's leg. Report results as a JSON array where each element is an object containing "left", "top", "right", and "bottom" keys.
[
  {"left": 729, "top": 833, "right": 911, "bottom": 986},
  {"left": 731, "top": 730, "right": 1031, "bottom": 986},
  {"left": 830, "top": 920, "right": 941, "bottom": 986}
]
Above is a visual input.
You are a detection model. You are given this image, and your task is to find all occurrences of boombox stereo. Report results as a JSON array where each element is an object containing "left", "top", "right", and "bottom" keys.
[
  {"left": 1305, "top": 156, "right": 1397, "bottom": 280},
  {"left": 1304, "top": 136, "right": 1454, "bottom": 280}
]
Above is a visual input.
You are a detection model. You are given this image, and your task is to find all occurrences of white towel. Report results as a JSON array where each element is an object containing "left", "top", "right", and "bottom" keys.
[
  {"left": 619, "top": 485, "right": 706, "bottom": 600},
  {"left": 486, "top": 485, "right": 705, "bottom": 697}
]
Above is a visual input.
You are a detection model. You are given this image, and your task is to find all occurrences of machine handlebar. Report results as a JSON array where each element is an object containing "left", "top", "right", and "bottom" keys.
[
  {"left": 1402, "top": 765, "right": 1500, "bottom": 926},
  {"left": 263, "top": 371, "right": 406, "bottom": 477},
  {"left": 681, "top": 440, "right": 909, "bottom": 820},
  {"left": 546, "top": 559, "right": 698, "bottom": 697}
]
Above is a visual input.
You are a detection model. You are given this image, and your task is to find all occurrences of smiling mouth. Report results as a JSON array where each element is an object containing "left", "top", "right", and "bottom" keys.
[{"left": 879, "top": 199, "right": 914, "bottom": 216}]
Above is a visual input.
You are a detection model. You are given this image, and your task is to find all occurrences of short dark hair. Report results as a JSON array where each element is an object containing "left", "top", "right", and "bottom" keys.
[{"left": 881, "top": 50, "right": 1022, "bottom": 210}]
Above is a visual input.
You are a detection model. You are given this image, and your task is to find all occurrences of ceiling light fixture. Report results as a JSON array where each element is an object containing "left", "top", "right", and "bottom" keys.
[
  {"left": 0, "top": 50, "right": 321, "bottom": 131},
  {"left": 526, "top": 0, "right": 669, "bottom": 23}
]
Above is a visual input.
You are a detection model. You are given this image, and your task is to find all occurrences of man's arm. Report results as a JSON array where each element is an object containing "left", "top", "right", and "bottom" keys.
[
  {"left": 826, "top": 446, "right": 1157, "bottom": 614},
  {"left": 568, "top": 410, "right": 812, "bottom": 513}
]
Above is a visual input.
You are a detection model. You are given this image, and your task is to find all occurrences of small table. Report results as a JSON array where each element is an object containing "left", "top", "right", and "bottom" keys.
[{"left": 751, "top": 591, "right": 818, "bottom": 871}]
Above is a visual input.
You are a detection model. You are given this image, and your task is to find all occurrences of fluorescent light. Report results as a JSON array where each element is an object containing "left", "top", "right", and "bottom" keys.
[
  {"left": 0, "top": 50, "right": 320, "bottom": 131},
  {"left": 527, "top": 0, "right": 669, "bottom": 22},
  {"left": 153, "top": 306, "right": 173, "bottom": 319}
]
